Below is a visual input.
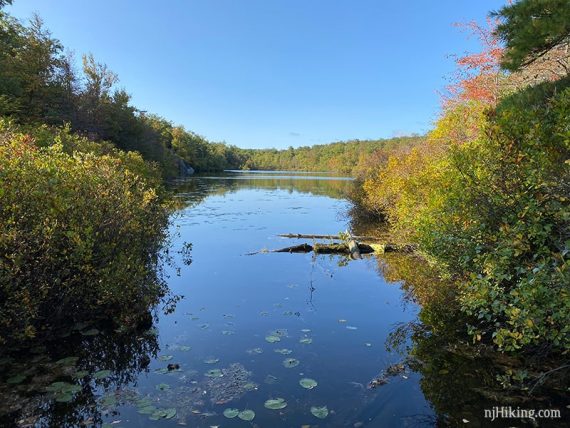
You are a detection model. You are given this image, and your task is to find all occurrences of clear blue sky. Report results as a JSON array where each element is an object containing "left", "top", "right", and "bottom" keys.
[{"left": 9, "top": 0, "right": 505, "bottom": 149}]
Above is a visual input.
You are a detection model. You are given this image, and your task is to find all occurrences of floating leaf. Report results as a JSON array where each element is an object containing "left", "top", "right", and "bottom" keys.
[
  {"left": 55, "top": 356, "right": 79, "bottom": 366},
  {"left": 205, "top": 369, "right": 223, "bottom": 378},
  {"left": 274, "top": 348, "right": 293, "bottom": 355},
  {"left": 311, "top": 405, "right": 329, "bottom": 419},
  {"left": 93, "top": 370, "right": 111, "bottom": 379},
  {"left": 55, "top": 392, "right": 73, "bottom": 403},
  {"left": 238, "top": 410, "right": 255, "bottom": 421},
  {"left": 265, "top": 335, "right": 281, "bottom": 343},
  {"left": 223, "top": 408, "right": 239, "bottom": 418},
  {"left": 283, "top": 358, "right": 300, "bottom": 368},
  {"left": 283, "top": 311, "right": 294, "bottom": 316},
  {"left": 264, "top": 398, "right": 287, "bottom": 410},
  {"left": 243, "top": 382, "right": 257, "bottom": 391},
  {"left": 73, "top": 370, "right": 89, "bottom": 379},
  {"left": 272, "top": 329, "right": 288, "bottom": 337},
  {"left": 138, "top": 405, "right": 157, "bottom": 415},
  {"left": 155, "top": 383, "right": 170, "bottom": 391},
  {"left": 6, "top": 374, "right": 26, "bottom": 384},
  {"left": 158, "top": 355, "right": 173, "bottom": 361},
  {"left": 299, "top": 378, "right": 318, "bottom": 389},
  {"left": 100, "top": 394, "right": 118, "bottom": 407},
  {"left": 163, "top": 408, "right": 176, "bottom": 419},
  {"left": 264, "top": 374, "right": 278, "bottom": 384},
  {"left": 203, "top": 357, "right": 219, "bottom": 364},
  {"left": 221, "top": 330, "right": 235, "bottom": 335},
  {"left": 299, "top": 337, "right": 313, "bottom": 344},
  {"left": 199, "top": 323, "right": 210, "bottom": 329},
  {"left": 246, "top": 347, "right": 263, "bottom": 354}
]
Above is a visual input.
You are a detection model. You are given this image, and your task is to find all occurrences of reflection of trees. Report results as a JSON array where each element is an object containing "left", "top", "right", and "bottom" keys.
[
  {"left": 0, "top": 325, "right": 159, "bottom": 427},
  {"left": 379, "top": 253, "right": 570, "bottom": 427},
  {"left": 170, "top": 173, "right": 354, "bottom": 209}
]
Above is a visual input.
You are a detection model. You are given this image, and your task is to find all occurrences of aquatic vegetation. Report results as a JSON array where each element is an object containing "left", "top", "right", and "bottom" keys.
[
  {"left": 238, "top": 409, "right": 255, "bottom": 421},
  {"left": 159, "top": 355, "right": 173, "bottom": 361},
  {"left": 155, "top": 383, "right": 171, "bottom": 391},
  {"left": 310, "top": 405, "right": 329, "bottom": 419},
  {"left": 299, "top": 337, "right": 313, "bottom": 345},
  {"left": 299, "top": 378, "right": 318, "bottom": 389},
  {"left": 274, "top": 348, "right": 293, "bottom": 355},
  {"left": 203, "top": 357, "right": 220, "bottom": 364},
  {"left": 346, "top": 326, "right": 358, "bottom": 330},
  {"left": 92, "top": 370, "right": 112, "bottom": 380},
  {"left": 283, "top": 358, "right": 300, "bottom": 368},
  {"left": 264, "top": 374, "right": 278, "bottom": 384},
  {"left": 265, "top": 335, "right": 281, "bottom": 343},
  {"left": 223, "top": 408, "right": 240, "bottom": 418},
  {"left": 205, "top": 369, "right": 223, "bottom": 378},
  {"left": 264, "top": 397, "right": 288, "bottom": 409},
  {"left": 247, "top": 347, "right": 264, "bottom": 354}
]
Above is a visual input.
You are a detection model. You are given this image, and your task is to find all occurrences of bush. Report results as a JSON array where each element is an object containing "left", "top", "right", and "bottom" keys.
[
  {"left": 414, "top": 79, "right": 570, "bottom": 351},
  {"left": 0, "top": 127, "right": 171, "bottom": 346}
]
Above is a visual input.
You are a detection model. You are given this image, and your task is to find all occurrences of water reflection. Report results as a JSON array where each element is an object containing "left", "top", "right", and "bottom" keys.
[
  {"left": 2, "top": 173, "right": 567, "bottom": 427},
  {"left": 0, "top": 324, "right": 159, "bottom": 427}
]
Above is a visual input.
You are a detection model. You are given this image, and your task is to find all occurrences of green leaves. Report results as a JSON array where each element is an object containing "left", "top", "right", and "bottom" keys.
[
  {"left": 310, "top": 405, "right": 329, "bottom": 419},
  {"left": 264, "top": 398, "right": 287, "bottom": 410},
  {"left": 299, "top": 378, "right": 318, "bottom": 389}
]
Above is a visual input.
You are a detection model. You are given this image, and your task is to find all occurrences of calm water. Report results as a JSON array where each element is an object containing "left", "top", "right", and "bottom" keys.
[{"left": 2, "top": 172, "right": 566, "bottom": 427}]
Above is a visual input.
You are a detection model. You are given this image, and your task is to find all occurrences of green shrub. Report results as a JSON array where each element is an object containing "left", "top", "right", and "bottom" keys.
[
  {"left": 415, "top": 78, "right": 570, "bottom": 351},
  {"left": 0, "top": 128, "right": 171, "bottom": 345}
]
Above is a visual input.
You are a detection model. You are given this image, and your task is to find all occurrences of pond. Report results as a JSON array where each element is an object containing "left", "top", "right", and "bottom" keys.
[{"left": 0, "top": 172, "right": 566, "bottom": 427}]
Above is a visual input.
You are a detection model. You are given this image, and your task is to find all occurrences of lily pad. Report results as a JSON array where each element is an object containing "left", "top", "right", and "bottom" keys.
[
  {"left": 55, "top": 392, "right": 73, "bottom": 403},
  {"left": 238, "top": 409, "right": 255, "bottom": 421},
  {"left": 243, "top": 382, "right": 257, "bottom": 391},
  {"left": 203, "top": 357, "right": 219, "bottom": 364},
  {"left": 299, "top": 337, "right": 313, "bottom": 344},
  {"left": 264, "top": 398, "right": 287, "bottom": 410},
  {"left": 223, "top": 408, "right": 240, "bottom": 418},
  {"left": 265, "top": 335, "right": 281, "bottom": 343},
  {"left": 247, "top": 347, "right": 264, "bottom": 354},
  {"left": 100, "top": 394, "right": 118, "bottom": 407},
  {"left": 155, "top": 383, "right": 171, "bottom": 391},
  {"left": 138, "top": 405, "right": 157, "bottom": 415},
  {"left": 93, "top": 369, "right": 111, "bottom": 379},
  {"left": 205, "top": 369, "right": 223, "bottom": 378},
  {"left": 163, "top": 408, "right": 177, "bottom": 419},
  {"left": 274, "top": 348, "right": 293, "bottom": 355},
  {"left": 221, "top": 330, "right": 235, "bottom": 335},
  {"left": 73, "top": 370, "right": 89, "bottom": 379},
  {"left": 55, "top": 356, "right": 79, "bottom": 366},
  {"left": 158, "top": 355, "right": 173, "bottom": 361},
  {"left": 283, "top": 358, "right": 300, "bottom": 368},
  {"left": 299, "top": 378, "right": 318, "bottom": 389},
  {"left": 311, "top": 405, "right": 329, "bottom": 419},
  {"left": 6, "top": 374, "right": 26, "bottom": 384}
]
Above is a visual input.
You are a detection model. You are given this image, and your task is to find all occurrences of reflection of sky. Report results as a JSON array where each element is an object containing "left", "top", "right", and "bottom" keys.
[{"left": 120, "top": 177, "right": 434, "bottom": 427}]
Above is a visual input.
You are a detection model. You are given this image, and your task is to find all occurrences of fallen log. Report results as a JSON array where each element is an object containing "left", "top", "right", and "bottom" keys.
[
  {"left": 273, "top": 243, "right": 313, "bottom": 253},
  {"left": 278, "top": 233, "right": 382, "bottom": 241}
]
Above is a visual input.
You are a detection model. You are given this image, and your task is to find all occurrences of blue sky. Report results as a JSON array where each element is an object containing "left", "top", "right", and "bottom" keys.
[{"left": 9, "top": 0, "right": 505, "bottom": 149}]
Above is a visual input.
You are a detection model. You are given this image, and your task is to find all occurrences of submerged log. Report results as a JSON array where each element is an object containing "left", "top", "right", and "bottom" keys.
[
  {"left": 313, "top": 243, "right": 350, "bottom": 254},
  {"left": 274, "top": 243, "right": 313, "bottom": 253}
]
